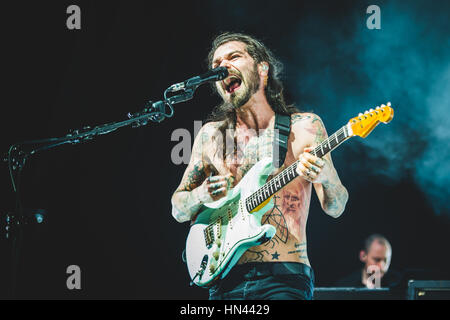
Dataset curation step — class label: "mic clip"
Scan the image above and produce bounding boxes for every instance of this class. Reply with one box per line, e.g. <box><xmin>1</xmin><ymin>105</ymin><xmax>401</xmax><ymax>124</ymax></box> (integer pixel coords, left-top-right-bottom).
<box><xmin>127</xmin><ymin>100</ymin><xmax>167</xmax><ymax>126</ymax></box>
<box><xmin>168</xmin><ymin>82</ymin><xmax>186</xmax><ymax>93</ymax></box>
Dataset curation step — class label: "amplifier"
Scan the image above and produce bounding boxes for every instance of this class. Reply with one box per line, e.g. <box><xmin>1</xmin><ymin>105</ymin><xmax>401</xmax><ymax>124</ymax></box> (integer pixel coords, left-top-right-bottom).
<box><xmin>407</xmin><ymin>280</ymin><xmax>450</xmax><ymax>300</ymax></box>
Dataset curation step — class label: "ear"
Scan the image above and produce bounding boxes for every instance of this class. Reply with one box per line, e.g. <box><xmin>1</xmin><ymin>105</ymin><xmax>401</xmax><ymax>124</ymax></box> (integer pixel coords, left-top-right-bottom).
<box><xmin>359</xmin><ymin>250</ymin><xmax>367</xmax><ymax>263</ymax></box>
<box><xmin>259</xmin><ymin>62</ymin><xmax>269</xmax><ymax>76</ymax></box>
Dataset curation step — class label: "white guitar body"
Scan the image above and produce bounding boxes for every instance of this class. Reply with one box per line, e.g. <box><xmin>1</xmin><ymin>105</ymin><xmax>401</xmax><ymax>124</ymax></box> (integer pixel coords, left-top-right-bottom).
<box><xmin>185</xmin><ymin>157</ymin><xmax>276</xmax><ymax>287</ymax></box>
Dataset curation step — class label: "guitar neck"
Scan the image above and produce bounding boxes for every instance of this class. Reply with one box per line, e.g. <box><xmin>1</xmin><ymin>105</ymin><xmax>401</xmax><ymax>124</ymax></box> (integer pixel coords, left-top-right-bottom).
<box><xmin>245</xmin><ymin>124</ymin><xmax>352</xmax><ymax>212</ymax></box>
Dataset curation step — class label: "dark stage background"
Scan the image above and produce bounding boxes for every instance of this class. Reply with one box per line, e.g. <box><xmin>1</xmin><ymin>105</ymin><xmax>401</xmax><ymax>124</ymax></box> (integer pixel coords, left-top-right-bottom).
<box><xmin>1</xmin><ymin>0</ymin><xmax>449</xmax><ymax>299</ymax></box>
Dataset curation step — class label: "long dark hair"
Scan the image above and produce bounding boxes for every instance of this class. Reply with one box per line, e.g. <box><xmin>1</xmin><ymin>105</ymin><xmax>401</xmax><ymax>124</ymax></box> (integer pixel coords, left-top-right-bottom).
<box><xmin>205</xmin><ymin>32</ymin><xmax>299</xmax><ymax>161</ymax></box>
<box><xmin>206</xmin><ymin>32</ymin><xmax>298</xmax><ymax>127</ymax></box>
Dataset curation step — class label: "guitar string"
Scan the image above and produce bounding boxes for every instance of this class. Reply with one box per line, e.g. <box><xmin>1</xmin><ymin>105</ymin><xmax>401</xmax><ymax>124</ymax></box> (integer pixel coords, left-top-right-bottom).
<box><xmin>255</xmin><ymin>126</ymin><xmax>346</xmax><ymax>197</ymax></box>
<box><xmin>245</xmin><ymin>126</ymin><xmax>348</xmax><ymax>211</ymax></box>
<box><xmin>246</xmin><ymin>127</ymin><xmax>345</xmax><ymax>210</ymax></box>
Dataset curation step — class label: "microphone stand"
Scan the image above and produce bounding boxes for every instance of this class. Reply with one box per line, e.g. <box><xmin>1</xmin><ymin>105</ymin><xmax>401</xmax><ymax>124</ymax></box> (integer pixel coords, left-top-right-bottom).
<box><xmin>3</xmin><ymin>86</ymin><xmax>195</xmax><ymax>297</ymax></box>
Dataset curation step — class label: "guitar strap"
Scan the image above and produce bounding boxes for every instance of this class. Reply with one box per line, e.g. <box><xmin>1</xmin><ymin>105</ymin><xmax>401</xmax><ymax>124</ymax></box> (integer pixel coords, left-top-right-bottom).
<box><xmin>273</xmin><ymin>113</ymin><xmax>291</xmax><ymax>168</ymax></box>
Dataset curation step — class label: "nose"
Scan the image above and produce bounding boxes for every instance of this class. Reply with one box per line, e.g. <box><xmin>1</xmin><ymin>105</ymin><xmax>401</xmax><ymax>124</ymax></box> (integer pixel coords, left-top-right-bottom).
<box><xmin>219</xmin><ymin>60</ymin><xmax>232</xmax><ymax>70</ymax></box>
<box><xmin>373</xmin><ymin>262</ymin><xmax>386</xmax><ymax>274</ymax></box>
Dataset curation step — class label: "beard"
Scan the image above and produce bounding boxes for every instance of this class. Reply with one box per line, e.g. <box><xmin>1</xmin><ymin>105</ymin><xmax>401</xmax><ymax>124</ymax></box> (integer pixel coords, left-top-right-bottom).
<box><xmin>211</xmin><ymin>63</ymin><xmax>262</xmax><ymax>124</ymax></box>
<box><xmin>226</xmin><ymin>63</ymin><xmax>261</xmax><ymax>109</ymax></box>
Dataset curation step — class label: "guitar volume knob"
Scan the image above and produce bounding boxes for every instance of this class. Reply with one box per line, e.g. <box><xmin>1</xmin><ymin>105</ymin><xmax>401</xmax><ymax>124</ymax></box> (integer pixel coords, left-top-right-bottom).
<box><xmin>212</xmin><ymin>251</ymin><xmax>220</xmax><ymax>260</ymax></box>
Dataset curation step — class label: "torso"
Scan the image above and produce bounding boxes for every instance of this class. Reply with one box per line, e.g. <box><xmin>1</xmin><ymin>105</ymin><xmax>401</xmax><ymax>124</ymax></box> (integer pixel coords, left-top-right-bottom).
<box><xmin>202</xmin><ymin>114</ymin><xmax>313</xmax><ymax>266</ymax></box>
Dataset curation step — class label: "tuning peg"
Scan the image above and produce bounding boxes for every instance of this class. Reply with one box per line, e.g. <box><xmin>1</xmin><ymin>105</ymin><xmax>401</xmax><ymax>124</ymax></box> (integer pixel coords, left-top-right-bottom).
<box><xmin>358</xmin><ymin>113</ymin><xmax>363</xmax><ymax>116</ymax></box>
<box><xmin>364</xmin><ymin>110</ymin><xmax>369</xmax><ymax>114</ymax></box>
<box><xmin>369</xmin><ymin>108</ymin><xmax>374</xmax><ymax>112</ymax></box>
<box><xmin>376</xmin><ymin>106</ymin><xmax>380</xmax><ymax>110</ymax></box>
<box><xmin>387</xmin><ymin>102</ymin><xmax>391</xmax><ymax>106</ymax></box>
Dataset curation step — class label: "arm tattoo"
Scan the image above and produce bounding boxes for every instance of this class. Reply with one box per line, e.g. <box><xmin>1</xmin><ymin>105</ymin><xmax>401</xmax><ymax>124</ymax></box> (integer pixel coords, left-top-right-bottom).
<box><xmin>291</xmin><ymin>114</ymin><xmax>312</xmax><ymax>125</ymax></box>
<box><xmin>311</xmin><ymin>115</ymin><xmax>327</xmax><ymax>145</ymax></box>
<box><xmin>180</xmin><ymin>162</ymin><xmax>207</xmax><ymax>191</ymax></box>
<box><xmin>306</xmin><ymin>115</ymin><xmax>348</xmax><ymax>217</ymax></box>
<box><xmin>171</xmin><ymin>190</ymin><xmax>203</xmax><ymax>223</ymax></box>
<box><xmin>172</xmin><ymin>126</ymin><xmax>214</xmax><ymax>223</ymax></box>
<box><xmin>321</xmin><ymin>177</ymin><xmax>348</xmax><ymax>217</ymax></box>
<box><xmin>172</xmin><ymin>161</ymin><xmax>215</xmax><ymax>222</ymax></box>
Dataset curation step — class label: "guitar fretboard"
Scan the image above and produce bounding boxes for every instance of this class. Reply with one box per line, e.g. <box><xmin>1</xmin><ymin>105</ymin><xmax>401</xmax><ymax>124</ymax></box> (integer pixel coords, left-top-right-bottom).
<box><xmin>245</xmin><ymin>124</ymin><xmax>350</xmax><ymax>212</ymax></box>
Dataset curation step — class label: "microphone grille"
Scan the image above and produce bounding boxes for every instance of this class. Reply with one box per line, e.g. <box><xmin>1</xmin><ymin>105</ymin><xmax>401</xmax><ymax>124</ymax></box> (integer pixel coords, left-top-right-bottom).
<box><xmin>214</xmin><ymin>66</ymin><xmax>229</xmax><ymax>80</ymax></box>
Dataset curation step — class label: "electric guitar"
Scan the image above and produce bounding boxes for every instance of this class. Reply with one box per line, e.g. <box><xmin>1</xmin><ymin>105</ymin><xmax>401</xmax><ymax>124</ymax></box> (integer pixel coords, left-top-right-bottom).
<box><xmin>185</xmin><ymin>103</ymin><xmax>394</xmax><ymax>287</ymax></box>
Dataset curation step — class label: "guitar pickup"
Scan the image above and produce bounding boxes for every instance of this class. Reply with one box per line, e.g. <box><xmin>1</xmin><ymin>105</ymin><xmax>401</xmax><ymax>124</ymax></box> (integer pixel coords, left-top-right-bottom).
<box><xmin>215</xmin><ymin>217</ymin><xmax>222</xmax><ymax>239</ymax></box>
<box><xmin>203</xmin><ymin>225</ymin><xmax>215</xmax><ymax>248</ymax></box>
<box><xmin>227</xmin><ymin>208</ymin><xmax>233</xmax><ymax>229</ymax></box>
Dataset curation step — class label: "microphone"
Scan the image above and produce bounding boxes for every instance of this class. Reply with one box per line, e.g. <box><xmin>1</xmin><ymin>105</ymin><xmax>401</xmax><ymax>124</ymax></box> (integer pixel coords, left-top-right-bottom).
<box><xmin>168</xmin><ymin>67</ymin><xmax>229</xmax><ymax>92</ymax></box>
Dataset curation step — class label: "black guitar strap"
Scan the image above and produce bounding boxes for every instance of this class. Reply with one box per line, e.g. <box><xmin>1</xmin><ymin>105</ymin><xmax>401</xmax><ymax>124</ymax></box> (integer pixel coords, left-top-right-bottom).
<box><xmin>273</xmin><ymin>113</ymin><xmax>291</xmax><ymax>168</ymax></box>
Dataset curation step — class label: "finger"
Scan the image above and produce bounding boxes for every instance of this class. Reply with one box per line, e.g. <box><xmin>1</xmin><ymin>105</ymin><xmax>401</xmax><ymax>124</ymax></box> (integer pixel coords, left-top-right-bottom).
<box><xmin>208</xmin><ymin>176</ymin><xmax>230</xmax><ymax>187</ymax></box>
<box><xmin>207</xmin><ymin>181</ymin><xmax>227</xmax><ymax>192</ymax></box>
<box><xmin>302</xmin><ymin>152</ymin><xmax>315</xmax><ymax>161</ymax></box>
<box><xmin>302</xmin><ymin>156</ymin><xmax>321</xmax><ymax>173</ymax></box>
<box><xmin>224</xmin><ymin>173</ymin><xmax>234</xmax><ymax>189</ymax></box>
<box><xmin>297</xmin><ymin>161</ymin><xmax>307</xmax><ymax>173</ymax></box>
<box><xmin>303</xmin><ymin>164</ymin><xmax>316</xmax><ymax>178</ymax></box>
<box><xmin>309</xmin><ymin>164</ymin><xmax>321</xmax><ymax>174</ymax></box>
<box><xmin>303</xmin><ymin>152</ymin><xmax>325</xmax><ymax>168</ymax></box>
<box><xmin>307</xmin><ymin>170</ymin><xmax>318</xmax><ymax>181</ymax></box>
<box><xmin>297</xmin><ymin>162</ymin><xmax>311</xmax><ymax>179</ymax></box>
<box><xmin>315</xmin><ymin>158</ymin><xmax>325</xmax><ymax>167</ymax></box>
<box><xmin>299</xmin><ymin>154</ymin><xmax>314</xmax><ymax>170</ymax></box>
<box><xmin>299</xmin><ymin>162</ymin><xmax>319</xmax><ymax>181</ymax></box>
<box><xmin>209</xmin><ymin>174</ymin><xmax>234</xmax><ymax>186</ymax></box>
<box><xmin>211</xmin><ymin>187</ymin><xmax>227</xmax><ymax>197</ymax></box>
<box><xmin>208</xmin><ymin>175</ymin><xmax>224</xmax><ymax>183</ymax></box>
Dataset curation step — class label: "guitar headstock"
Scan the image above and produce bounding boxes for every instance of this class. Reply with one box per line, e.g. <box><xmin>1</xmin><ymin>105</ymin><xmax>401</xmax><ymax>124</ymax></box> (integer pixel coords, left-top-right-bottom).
<box><xmin>348</xmin><ymin>102</ymin><xmax>394</xmax><ymax>138</ymax></box>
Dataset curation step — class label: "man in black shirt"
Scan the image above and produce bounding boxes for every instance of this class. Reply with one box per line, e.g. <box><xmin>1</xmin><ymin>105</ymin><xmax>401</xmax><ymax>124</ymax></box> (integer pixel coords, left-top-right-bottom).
<box><xmin>336</xmin><ymin>234</ymin><xmax>401</xmax><ymax>288</ymax></box>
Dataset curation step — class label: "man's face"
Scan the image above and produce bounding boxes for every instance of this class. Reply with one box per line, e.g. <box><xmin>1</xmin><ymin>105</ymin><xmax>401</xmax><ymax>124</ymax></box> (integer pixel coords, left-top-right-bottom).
<box><xmin>211</xmin><ymin>41</ymin><xmax>261</xmax><ymax>109</ymax></box>
<box><xmin>281</xmin><ymin>189</ymin><xmax>302</xmax><ymax>215</ymax></box>
<box><xmin>361</xmin><ymin>240</ymin><xmax>391</xmax><ymax>276</ymax></box>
